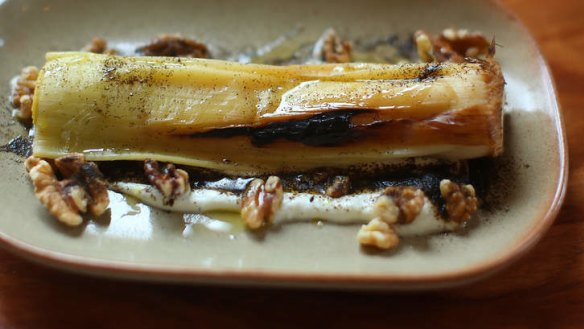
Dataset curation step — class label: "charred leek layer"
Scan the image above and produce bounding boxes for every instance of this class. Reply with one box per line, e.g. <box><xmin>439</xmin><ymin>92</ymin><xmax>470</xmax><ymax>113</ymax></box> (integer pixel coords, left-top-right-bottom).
<box><xmin>32</xmin><ymin>52</ymin><xmax>504</xmax><ymax>174</ymax></box>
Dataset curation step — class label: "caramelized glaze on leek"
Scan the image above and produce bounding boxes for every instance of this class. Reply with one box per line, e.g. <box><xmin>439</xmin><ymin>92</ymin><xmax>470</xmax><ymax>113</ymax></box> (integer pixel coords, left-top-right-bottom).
<box><xmin>32</xmin><ymin>52</ymin><xmax>503</xmax><ymax>174</ymax></box>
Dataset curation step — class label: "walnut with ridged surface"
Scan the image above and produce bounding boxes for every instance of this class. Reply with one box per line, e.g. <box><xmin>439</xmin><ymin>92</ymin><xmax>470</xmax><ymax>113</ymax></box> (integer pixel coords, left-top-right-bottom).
<box><xmin>82</xmin><ymin>37</ymin><xmax>117</xmax><ymax>55</ymax></box>
<box><xmin>25</xmin><ymin>157</ymin><xmax>83</xmax><ymax>226</ymax></box>
<box><xmin>139</xmin><ymin>34</ymin><xmax>209</xmax><ymax>58</ymax></box>
<box><xmin>319</xmin><ymin>29</ymin><xmax>352</xmax><ymax>63</ymax></box>
<box><xmin>241</xmin><ymin>176</ymin><xmax>283</xmax><ymax>229</ymax></box>
<box><xmin>325</xmin><ymin>175</ymin><xmax>351</xmax><ymax>198</ymax></box>
<box><xmin>373</xmin><ymin>195</ymin><xmax>399</xmax><ymax>224</ymax></box>
<box><xmin>54</xmin><ymin>153</ymin><xmax>110</xmax><ymax>217</ymax></box>
<box><xmin>25</xmin><ymin>154</ymin><xmax>110</xmax><ymax>226</ymax></box>
<box><xmin>440</xmin><ymin>179</ymin><xmax>478</xmax><ymax>223</ymax></box>
<box><xmin>144</xmin><ymin>160</ymin><xmax>190</xmax><ymax>206</ymax></box>
<box><xmin>11</xmin><ymin>66</ymin><xmax>38</xmax><ymax>121</ymax></box>
<box><xmin>415</xmin><ymin>29</ymin><xmax>492</xmax><ymax>63</ymax></box>
<box><xmin>357</xmin><ymin>218</ymin><xmax>399</xmax><ymax>250</ymax></box>
<box><xmin>383</xmin><ymin>186</ymin><xmax>425</xmax><ymax>224</ymax></box>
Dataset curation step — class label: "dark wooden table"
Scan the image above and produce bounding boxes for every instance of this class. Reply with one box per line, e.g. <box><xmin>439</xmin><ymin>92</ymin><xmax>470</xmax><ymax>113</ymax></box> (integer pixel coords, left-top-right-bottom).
<box><xmin>1</xmin><ymin>0</ymin><xmax>583</xmax><ymax>327</ymax></box>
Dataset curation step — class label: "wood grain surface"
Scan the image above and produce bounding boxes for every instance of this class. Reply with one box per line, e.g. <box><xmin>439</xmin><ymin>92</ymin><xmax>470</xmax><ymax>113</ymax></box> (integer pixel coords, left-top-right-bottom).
<box><xmin>1</xmin><ymin>0</ymin><xmax>583</xmax><ymax>328</ymax></box>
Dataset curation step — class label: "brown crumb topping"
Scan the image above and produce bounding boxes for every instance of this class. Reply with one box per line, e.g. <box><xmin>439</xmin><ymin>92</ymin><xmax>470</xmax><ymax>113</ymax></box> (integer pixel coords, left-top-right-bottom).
<box><xmin>383</xmin><ymin>186</ymin><xmax>425</xmax><ymax>224</ymax></box>
<box><xmin>415</xmin><ymin>28</ymin><xmax>493</xmax><ymax>63</ymax></box>
<box><xmin>139</xmin><ymin>34</ymin><xmax>209</xmax><ymax>58</ymax></box>
<box><xmin>440</xmin><ymin>179</ymin><xmax>478</xmax><ymax>223</ymax></box>
<box><xmin>25</xmin><ymin>154</ymin><xmax>109</xmax><ymax>226</ymax></box>
<box><xmin>144</xmin><ymin>159</ymin><xmax>190</xmax><ymax>205</ymax></box>
<box><xmin>241</xmin><ymin>176</ymin><xmax>283</xmax><ymax>229</ymax></box>
<box><xmin>325</xmin><ymin>175</ymin><xmax>351</xmax><ymax>198</ymax></box>
<box><xmin>11</xmin><ymin>66</ymin><xmax>39</xmax><ymax>122</ymax></box>
<box><xmin>82</xmin><ymin>37</ymin><xmax>117</xmax><ymax>55</ymax></box>
<box><xmin>319</xmin><ymin>29</ymin><xmax>352</xmax><ymax>63</ymax></box>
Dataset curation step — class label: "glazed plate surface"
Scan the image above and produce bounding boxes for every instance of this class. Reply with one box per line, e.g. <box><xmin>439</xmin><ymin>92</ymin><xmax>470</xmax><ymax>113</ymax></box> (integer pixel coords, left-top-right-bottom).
<box><xmin>0</xmin><ymin>0</ymin><xmax>566</xmax><ymax>289</ymax></box>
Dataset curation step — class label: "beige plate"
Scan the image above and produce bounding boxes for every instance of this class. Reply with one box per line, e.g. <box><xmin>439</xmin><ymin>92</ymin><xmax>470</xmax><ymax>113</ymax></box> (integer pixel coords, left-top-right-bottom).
<box><xmin>0</xmin><ymin>0</ymin><xmax>567</xmax><ymax>290</ymax></box>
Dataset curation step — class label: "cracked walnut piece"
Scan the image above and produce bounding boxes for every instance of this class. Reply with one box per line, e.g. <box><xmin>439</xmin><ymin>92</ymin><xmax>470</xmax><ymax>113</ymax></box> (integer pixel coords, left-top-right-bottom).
<box><xmin>360</xmin><ymin>186</ymin><xmax>426</xmax><ymax>249</ymax></box>
<box><xmin>357</xmin><ymin>218</ymin><xmax>399</xmax><ymax>250</ymax></box>
<box><xmin>82</xmin><ymin>37</ymin><xmax>117</xmax><ymax>55</ymax></box>
<box><xmin>54</xmin><ymin>153</ymin><xmax>110</xmax><ymax>217</ymax></box>
<box><xmin>25</xmin><ymin>157</ymin><xmax>82</xmax><ymax>225</ymax></box>
<box><xmin>24</xmin><ymin>157</ymin><xmax>84</xmax><ymax>226</ymax></box>
<box><xmin>357</xmin><ymin>194</ymin><xmax>400</xmax><ymax>249</ymax></box>
<box><xmin>144</xmin><ymin>160</ymin><xmax>190</xmax><ymax>205</ymax></box>
<box><xmin>373</xmin><ymin>195</ymin><xmax>399</xmax><ymax>224</ymax></box>
<box><xmin>139</xmin><ymin>34</ymin><xmax>210</xmax><ymax>58</ymax></box>
<box><xmin>11</xmin><ymin>66</ymin><xmax>39</xmax><ymax>121</ymax></box>
<box><xmin>382</xmin><ymin>186</ymin><xmax>425</xmax><ymax>224</ymax></box>
<box><xmin>319</xmin><ymin>29</ymin><xmax>352</xmax><ymax>63</ymax></box>
<box><xmin>440</xmin><ymin>179</ymin><xmax>478</xmax><ymax>223</ymax></box>
<box><xmin>25</xmin><ymin>154</ymin><xmax>110</xmax><ymax>225</ymax></box>
<box><xmin>325</xmin><ymin>175</ymin><xmax>351</xmax><ymax>198</ymax></box>
<box><xmin>241</xmin><ymin>176</ymin><xmax>283</xmax><ymax>229</ymax></box>
<box><xmin>415</xmin><ymin>28</ymin><xmax>493</xmax><ymax>63</ymax></box>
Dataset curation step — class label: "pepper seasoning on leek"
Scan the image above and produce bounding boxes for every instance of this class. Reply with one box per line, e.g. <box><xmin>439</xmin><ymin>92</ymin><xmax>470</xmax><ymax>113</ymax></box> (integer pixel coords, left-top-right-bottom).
<box><xmin>31</xmin><ymin>52</ymin><xmax>503</xmax><ymax>175</ymax></box>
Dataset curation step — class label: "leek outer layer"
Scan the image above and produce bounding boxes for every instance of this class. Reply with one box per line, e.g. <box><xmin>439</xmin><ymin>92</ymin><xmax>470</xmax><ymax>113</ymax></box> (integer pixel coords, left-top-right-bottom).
<box><xmin>32</xmin><ymin>52</ymin><xmax>504</xmax><ymax>174</ymax></box>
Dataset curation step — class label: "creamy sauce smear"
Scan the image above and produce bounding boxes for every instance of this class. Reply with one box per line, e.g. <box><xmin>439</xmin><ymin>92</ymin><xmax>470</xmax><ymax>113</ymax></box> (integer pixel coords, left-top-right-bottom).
<box><xmin>112</xmin><ymin>182</ymin><xmax>459</xmax><ymax>236</ymax></box>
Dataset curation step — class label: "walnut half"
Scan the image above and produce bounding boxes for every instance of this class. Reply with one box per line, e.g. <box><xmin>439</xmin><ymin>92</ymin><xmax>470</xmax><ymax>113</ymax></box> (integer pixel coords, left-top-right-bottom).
<box><xmin>25</xmin><ymin>157</ymin><xmax>83</xmax><ymax>226</ymax></box>
<box><xmin>325</xmin><ymin>175</ymin><xmax>351</xmax><ymax>198</ymax></box>
<box><xmin>382</xmin><ymin>186</ymin><xmax>425</xmax><ymax>224</ymax></box>
<box><xmin>82</xmin><ymin>37</ymin><xmax>117</xmax><ymax>55</ymax></box>
<box><xmin>11</xmin><ymin>66</ymin><xmax>39</xmax><ymax>121</ymax></box>
<box><xmin>317</xmin><ymin>28</ymin><xmax>352</xmax><ymax>63</ymax></box>
<box><xmin>359</xmin><ymin>186</ymin><xmax>426</xmax><ymax>250</ymax></box>
<box><xmin>356</xmin><ymin>218</ymin><xmax>399</xmax><ymax>250</ymax></box>
<box><xmin>440</xmin><ymin>179</ymin><xmax>478</xmax><ymax>223</ymax></box>
<box><xmin>144</xmin><ymin>160</ymin><xmax>190</xmax><ymax>205</ymax></box>
<box><xmin>241</xmin><ymin>176</ymin><xmax>283</xmax><ymax>229</ymax></box>
<box><xmin>138</xmin><ymin>34</ymin><xmax>209</xmax><ymax>58</ymax></box>
<box><xmin>373</xmin><ymin>195</ymin><xmax>399</xmax><ymax>224</ymax></box>
<box><xmin>25</xmin><ymin>155</ymin><xmax>110</xmax><ymax>226</ymax></box>
<box><xmin>55</xmin><ymin>154</ymin><xmax>110</xmax><ymax>217</ymax></box>
<box><xmin>415</xmin><ymin>29</ymin><xmax>493</xmax><ymax>63</ymax></box>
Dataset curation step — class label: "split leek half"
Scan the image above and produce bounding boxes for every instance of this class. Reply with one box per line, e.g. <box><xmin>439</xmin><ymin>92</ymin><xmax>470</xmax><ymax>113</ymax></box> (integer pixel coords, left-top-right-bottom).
<box><xmin>32</xmin><ymin>52</ymin><xmax>504</xmax><ymax>174</ymax></box>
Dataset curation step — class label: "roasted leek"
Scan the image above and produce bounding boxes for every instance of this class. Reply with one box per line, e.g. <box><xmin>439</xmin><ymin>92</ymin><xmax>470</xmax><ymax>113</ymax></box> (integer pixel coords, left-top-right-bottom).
<box><xmin>32</xmin><ymin>52</ymin><xmax>504</xmax><ymax>174</ymax></box>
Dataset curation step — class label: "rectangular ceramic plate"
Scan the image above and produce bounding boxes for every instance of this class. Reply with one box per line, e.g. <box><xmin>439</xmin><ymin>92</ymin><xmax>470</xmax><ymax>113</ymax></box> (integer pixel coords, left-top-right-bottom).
<box><xmin>0</xmin><ymin>0</ymin><xmax>567</xmax><ymax>289</ymax></box>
